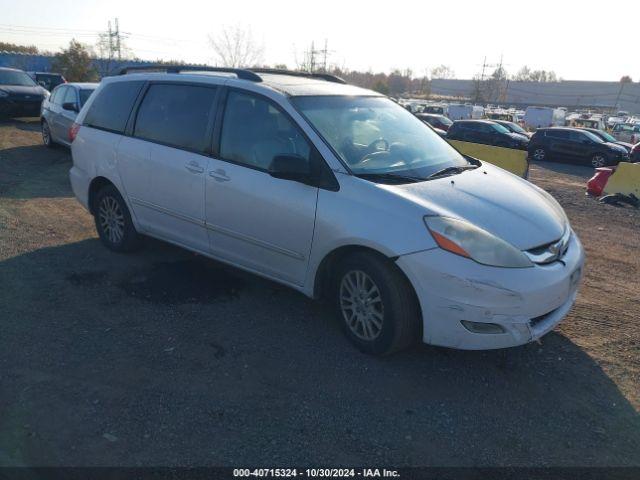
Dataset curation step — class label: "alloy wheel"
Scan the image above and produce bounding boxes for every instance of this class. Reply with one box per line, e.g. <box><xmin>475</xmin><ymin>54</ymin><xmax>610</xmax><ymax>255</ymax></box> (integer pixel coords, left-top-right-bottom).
<box><xmin>42</xmin><ymin>122</ymin><xmax>50</xmax><ymax>146</ymax></box>
<box><xmin>533</xmin><ymin>148</ymin><xmax>545</xmax><ymax>161</ymax></box>
<box><xmin>339</xmin><ymin>270</ymin><xmax>384</xmax><ymax>341</ymax></box>
<box><xmin>98</xmin><ymin>195</ymin><xmax>125</xmax><ymax>244</ymax></box>
<box><xmin>591</xmin><ymin>155</ymin><xmax>606</xmax><ymax>167</ymax></box>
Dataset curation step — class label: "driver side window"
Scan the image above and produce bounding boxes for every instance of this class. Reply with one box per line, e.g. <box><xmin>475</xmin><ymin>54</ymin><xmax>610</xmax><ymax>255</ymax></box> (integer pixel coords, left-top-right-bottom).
<box><xmin>219</xmin><ymin>91</ymin><xmax>311</xmax><ymax>171</ymax></box>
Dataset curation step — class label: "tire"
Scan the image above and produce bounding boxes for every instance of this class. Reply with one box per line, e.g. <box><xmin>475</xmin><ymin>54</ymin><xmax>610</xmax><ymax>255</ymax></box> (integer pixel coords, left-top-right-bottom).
<box><xmin>591</xmin><ymin>153</ymin><xmax>608</xmax><ymax>168</ymax></box>
<box><xmin>93</xmin><ymin>184</ymin><xmax>142</xmax><ymax>253</ymax></box>
<box><xmin>531</xmin><ymin>147</ymin><xmax>546</xmax><ymax>161</ymax></box>
<box><xmin>42</xmin><ymin>119</ymin><xmax>55</xmax><ymax>148</ymax></box>
<box><xmin>332</xmin><ymin>252</ymin><xmax>421</xmax><ymax>355</ymax></box>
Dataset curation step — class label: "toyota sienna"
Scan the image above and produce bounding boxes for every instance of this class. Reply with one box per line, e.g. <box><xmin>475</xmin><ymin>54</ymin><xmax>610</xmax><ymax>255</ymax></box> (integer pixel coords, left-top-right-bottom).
<box><xmin>69</xmin><ymin>66</ymin><xmax>585</xmax><ymax>355</ymax></box>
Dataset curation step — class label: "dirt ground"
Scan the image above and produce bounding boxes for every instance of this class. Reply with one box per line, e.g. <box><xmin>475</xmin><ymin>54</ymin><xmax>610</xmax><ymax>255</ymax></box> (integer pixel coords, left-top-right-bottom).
<box><xmin>0</xmin><ymin>118</ymin><xmax>638</xmax><ymax>467</ymax></box>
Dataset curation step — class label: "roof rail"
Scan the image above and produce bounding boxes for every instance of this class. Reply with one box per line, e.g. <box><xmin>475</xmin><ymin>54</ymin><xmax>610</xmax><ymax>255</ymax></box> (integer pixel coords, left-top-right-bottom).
<box><xmin>249</xmin><ymin>68</ymin><xmax>347</xmax><ymax>84</ymax></box>
<box><xmin>118</xmin><ymin>64</ymin><xmax>262</xmax><ymax>82</ymax></box>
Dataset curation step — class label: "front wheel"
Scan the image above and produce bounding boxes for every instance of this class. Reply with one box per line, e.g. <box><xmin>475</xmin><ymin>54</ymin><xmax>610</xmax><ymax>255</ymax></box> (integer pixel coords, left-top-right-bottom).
<box><xmin>93</xmin><ymin>185</ymin><xmax>142</xmax><ymax>253</ymax></box>
<box><xmin>333</xmin><ymin>252</ymin><xmax>421</xmax><ymax>355</ymax></box>
<box><xmin>531</xmin><ymin>147</ymin><xmax>546</xmax><ymax>161</ymax></box>
<box><xmin>591</xmin><ymin>153</ymin><xmax>608</xmax><ymax>168</ymax></box>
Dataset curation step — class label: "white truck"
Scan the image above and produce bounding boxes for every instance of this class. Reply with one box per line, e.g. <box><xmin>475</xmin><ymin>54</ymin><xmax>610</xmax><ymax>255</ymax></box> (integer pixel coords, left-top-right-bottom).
<box><xmin>524</xmin><ymin>106</ymin><xmax>566</xmax><ymax>129</ymax></box>
<box><xmin>448</xmin><ymin>104</ymin><xmax>484</xmax><ymax>120</ymax></box>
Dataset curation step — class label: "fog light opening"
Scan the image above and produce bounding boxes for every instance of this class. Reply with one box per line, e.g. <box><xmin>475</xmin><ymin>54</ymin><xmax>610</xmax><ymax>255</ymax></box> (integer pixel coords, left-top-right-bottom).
<box><xmin>461</xmin><ymin>320</ymin><xmax>505</xmax><ymax>334</ymax></box>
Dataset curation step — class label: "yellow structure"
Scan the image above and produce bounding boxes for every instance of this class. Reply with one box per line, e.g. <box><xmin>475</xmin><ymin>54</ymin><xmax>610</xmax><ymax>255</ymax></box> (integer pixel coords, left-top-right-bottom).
<box><xmin>603</xmin><ymin>162</ymin><xmax>640</xmax><ymax>196</ymax></box>
<box><xmin>447</xmin><ymin>140</ymin><xmax>529</xmax><ymax>178</ymax></box>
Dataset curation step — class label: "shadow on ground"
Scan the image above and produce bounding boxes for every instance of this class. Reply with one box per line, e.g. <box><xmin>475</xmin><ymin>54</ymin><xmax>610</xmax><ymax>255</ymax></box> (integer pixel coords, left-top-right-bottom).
<box><xmin>0</xmin><ymin>144</ymin><xmax>72</xmax><ymax>200</ymax></box>
<box><xmin>0</xmin><ymin>238</ymin><xmax>638</xmax><ymax>467</ymax></box>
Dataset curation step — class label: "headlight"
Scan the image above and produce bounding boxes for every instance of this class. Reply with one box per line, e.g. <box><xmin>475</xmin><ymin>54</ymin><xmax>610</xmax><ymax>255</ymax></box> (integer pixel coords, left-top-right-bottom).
<box><xmin>0</xmin><ymin>90</ymin><xmax>8</xmax><ymax>98</ymax></box>
<box><xmin>424</xmin><ymin>216</ymin><xmax>533</xmax><ymax>268</ymax></box>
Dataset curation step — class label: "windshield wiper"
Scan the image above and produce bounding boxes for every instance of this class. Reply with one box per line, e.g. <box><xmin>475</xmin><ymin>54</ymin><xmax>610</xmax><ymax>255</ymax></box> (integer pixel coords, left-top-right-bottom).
<box><xmin>426</xmin><ymin>164</ymin><xmax>479</xmax><ymax>180</ymax></box>
<box><xmin>354</xmin><ymin>172</ymin><xmax>425</xmax><ymax>184</ymax></box>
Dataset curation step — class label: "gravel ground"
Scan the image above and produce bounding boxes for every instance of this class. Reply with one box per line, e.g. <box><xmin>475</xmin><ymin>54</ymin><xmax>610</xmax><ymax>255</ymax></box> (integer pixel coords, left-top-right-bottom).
<box><xmin>0</xmin><ymin>118</ymin><xmax>639</xmax><ymax>467</ymax></box>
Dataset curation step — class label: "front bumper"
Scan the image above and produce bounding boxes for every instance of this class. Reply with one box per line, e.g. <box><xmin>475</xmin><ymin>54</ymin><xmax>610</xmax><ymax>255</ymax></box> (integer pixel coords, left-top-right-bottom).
<box><xmin>396</xmin><ymin>231</ymin><xmax>585</xmax><ymax>350</ymax></box>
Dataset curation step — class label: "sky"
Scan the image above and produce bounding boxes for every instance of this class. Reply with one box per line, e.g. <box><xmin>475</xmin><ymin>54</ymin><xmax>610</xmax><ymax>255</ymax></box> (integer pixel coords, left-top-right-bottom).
<box><xmin>0</xmin><ymin>0</ymin><xmax>637</xmax><ymax>81</ymax></box>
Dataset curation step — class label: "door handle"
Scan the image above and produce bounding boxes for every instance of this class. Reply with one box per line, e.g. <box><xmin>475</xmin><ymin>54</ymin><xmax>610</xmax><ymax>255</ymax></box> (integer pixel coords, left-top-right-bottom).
<box><xmin>185</xmin><ymin>161</ymin><xmax>204</xmax><ymax>174</ymax></box>
<box><xmin>209</xmin><ymin>169</ymin><xmax>230</xmax><ymax>182</ymax></box>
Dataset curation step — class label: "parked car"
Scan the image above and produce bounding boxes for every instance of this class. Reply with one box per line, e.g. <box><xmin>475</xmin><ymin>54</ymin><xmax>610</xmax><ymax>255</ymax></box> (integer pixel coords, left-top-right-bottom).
<box><xmin>571</xmin><ymin>117</ymin><xmax>605</xmax><ymax>130</ymax></box>
<box><xmin>27</xmin><ymin>71</ymin><xmax>66</xmax><ymax>92</ymax></box>
<box><xmin>528</xmin><ymin>127</ymin><xmax>630</xmax><ymax>167</ymax></box>
<box><xmin>421</xmin><ymin>104</ymin><xmax>448</xmax><ymax>115</ymax></box>
<box><xmin>492</xmin><ymin>119</ymin><xmax>532</xmax><ymax>138</ymax></box>
<box><xmin>524</xmin><ymin>106</ymin><xmax>565</xmax><ymax>129</ymax></box>
<box><xmin>631</xmin><ymin>143</ymin><xmax>640</xmax><ymax>163</ymax></box>
<box><xmin>611</xmin><ymin>123</ymin><xmax>640</xmax><ymax>144</ymax></box>
<box><xmin>70</xmin><ymin>66</ymin><xmax>584</xmax><ymax>354</ymax></box>
<box><xmin>447</xmin><ymin>120</ymin><xmax>529</xmax><ymax>150</ymax></box>
<box><xmin>579</xmin><ymin>127</ymin><xmax>634</xmax><ymax>152</ymax></box>
<box><xmin>0</xmin><ymin>67</ymin><xmax>49</xmax><ymax>118</ymax></box>
<box><xmin>41</xmin><ymin>82</ymin><xmax>98</xmax><ymax>147</ymax></box>
<box><xmin>486</xmin><ymin>110</ymin><xmax>518</xmax><ymax>122</ymax></box>
<box><xmin>415</xmin><ymin>113</ymin><xmax>453</xmax><ymax>131</ymax></box>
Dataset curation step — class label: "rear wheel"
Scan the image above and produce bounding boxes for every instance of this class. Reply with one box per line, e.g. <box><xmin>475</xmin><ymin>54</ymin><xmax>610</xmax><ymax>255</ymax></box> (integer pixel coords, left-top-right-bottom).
<box><xmin>93</xmin><ymin>185</ymin><xmax>142</xmax><ymax>253</ymax></box>
<box><xmin>42</xmin><ymin>120</ymin><xmax>54</xmax><ymax>148</ymax></box>
<box><xmin>333</xmin><ymin>252</ymin><xmax>421</xmax><ymax>355</ymax></box>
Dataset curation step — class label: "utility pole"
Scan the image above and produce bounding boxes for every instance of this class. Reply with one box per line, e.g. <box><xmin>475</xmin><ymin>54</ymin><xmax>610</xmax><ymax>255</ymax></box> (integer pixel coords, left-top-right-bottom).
<box><xmin>115</xmin><ymin>18</ymin><xmax>121</xmax><ymax>61</ymax></box>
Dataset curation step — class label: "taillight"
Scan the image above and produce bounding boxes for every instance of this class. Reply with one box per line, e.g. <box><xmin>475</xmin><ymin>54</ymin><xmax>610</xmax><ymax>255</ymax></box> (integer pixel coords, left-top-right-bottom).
<box><xmin>69</xmin><ymin>122</ymin><xmax>81</xmax><ymax>142</ymax></box>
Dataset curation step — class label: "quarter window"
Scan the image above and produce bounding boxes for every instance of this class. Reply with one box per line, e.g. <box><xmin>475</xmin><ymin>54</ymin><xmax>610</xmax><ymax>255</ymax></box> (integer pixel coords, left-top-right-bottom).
<box><xmin>63</xmin><ymin>87</ymin><xmax>77</xmax><ymax>105</ymax></box>
<box><xmin>84</xmin><ymin>81</ymin><xmax>144</xmax><ymax>134</ymax></box>
<box><xmin>134</xmin><ymin>84</ymin><xmax>217</xmax><ymax>152</ymax></box>
<box><xmin>219</xmin><ymin>91</ymin><xmax>311</xmax><ymax>170</ymax></box>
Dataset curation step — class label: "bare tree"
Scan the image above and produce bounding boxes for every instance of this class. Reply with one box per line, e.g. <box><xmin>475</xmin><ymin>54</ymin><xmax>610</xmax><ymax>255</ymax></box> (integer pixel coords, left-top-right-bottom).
<box><xmin>430</xmin><ymin>64</ymin><xmax>455</xmax><ymax>79</ymax></box>
<box><xmin>208</xmin><ymin>25</ymin><xmax>264</xmax><ymax>68</ymax></box>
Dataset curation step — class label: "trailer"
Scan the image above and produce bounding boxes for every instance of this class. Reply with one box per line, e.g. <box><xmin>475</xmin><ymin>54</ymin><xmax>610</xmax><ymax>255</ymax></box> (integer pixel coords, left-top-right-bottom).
<box><xmin>524</xmin><ymin>106</ymin><xmax>566</xmax><ymax>129</ymax></box>
<box><xmin>448</xmin><ymin>104</ymin><xmax>484</xmax><ymax>120</ymax></box>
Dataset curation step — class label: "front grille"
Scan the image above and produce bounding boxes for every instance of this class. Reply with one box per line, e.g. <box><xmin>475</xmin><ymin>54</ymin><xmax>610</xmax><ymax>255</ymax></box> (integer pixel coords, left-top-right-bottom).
<box><xmin>524</xmin><ymin>229</ymin><xmax>571</xmax><ymax>265</ymax></box>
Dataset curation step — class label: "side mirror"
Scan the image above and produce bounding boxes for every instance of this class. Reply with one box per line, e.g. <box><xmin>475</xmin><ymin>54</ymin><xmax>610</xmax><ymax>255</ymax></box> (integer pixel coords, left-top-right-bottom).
<box><xmin>37</xmin><ymin>80</ymin><xmax>47</xmax><ymax>88</ymax></box>
<box><xmin>269</xmin><ymin>154</ymin><xmax>313</xmax><ymax>184</ymax></box>
<box><xmin>62</xmin><ymin>102</ymin><xmax>79</xmax><ymax>112</ymax></box>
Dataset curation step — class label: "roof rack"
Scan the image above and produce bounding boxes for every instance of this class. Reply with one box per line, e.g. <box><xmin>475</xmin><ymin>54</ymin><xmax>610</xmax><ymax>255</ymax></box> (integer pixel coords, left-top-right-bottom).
<box><xmin>249</xmin><ymin>68</ymin><xmax>347</xmax><ymax>84</ymax></box>
<box><xmin>118</xmin><ymin>64</ymin><xmax>263</xmax><ymax>82</ymax></box>
<box><xmin>117</xmin><ymin>65</ymin><xmax>348</xmax><ymax>85</ymax></box>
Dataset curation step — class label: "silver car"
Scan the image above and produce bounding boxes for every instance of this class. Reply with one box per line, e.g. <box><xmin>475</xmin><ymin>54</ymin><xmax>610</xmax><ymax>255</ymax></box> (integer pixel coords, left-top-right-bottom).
<box><xmin>41</xmin><ymin>82</ymin><xmax>97</xmax><ymax>147</ymax></box>
<box><xmin>69</xmin><ymin>67</ymin><xmax>584</xmax><ymax>355</ymax></box>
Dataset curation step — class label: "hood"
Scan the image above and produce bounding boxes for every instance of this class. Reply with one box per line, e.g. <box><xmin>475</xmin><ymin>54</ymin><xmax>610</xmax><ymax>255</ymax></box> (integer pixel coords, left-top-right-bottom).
<box><xmin>604</xmin><ymin>142</ymin><xmax>628</xmax><ymax>154</ymax></box>
<box><xmin>385</xmin><ymin>163</ymin><xmax>566</xmax><ymax>250</ymax></box>
<box><xmin>0</xmin><ymin>84</ymin><xmax>45</xmax><ymax>97</ymax></box>
<box><xmin>613</xmin><ymin>141</ymin><xmax>633</xmax><ymax>152</ymax></box>
<box><xmin>507</xmin><ymin>132</ymin><xmax>529</xmax><ymax>142</ymax></box>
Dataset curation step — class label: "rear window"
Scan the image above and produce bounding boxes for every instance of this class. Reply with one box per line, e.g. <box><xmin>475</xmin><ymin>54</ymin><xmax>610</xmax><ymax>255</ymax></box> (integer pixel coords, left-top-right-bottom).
<box><xmin>133</xmin><ymin>84</ymin><xmax>218</xmax><ymax>153</ymax></box>
<box><xmin>84</xmin><ymin>81</ymin><xmax>144</xmax><ymax>134</ymax></box>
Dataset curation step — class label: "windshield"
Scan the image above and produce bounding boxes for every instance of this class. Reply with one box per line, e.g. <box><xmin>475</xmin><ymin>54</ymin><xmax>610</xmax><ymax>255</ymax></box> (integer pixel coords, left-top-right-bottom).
<box><xmin>597</xmin><ymin>130</ymin><xmax>616</xmax><ymax>143</ymax></box>
<box><xmin>0</xmin><ymin>69</ymin><xmax>37</xmax><ymax>87</ymax></box>
<box><xmin>503</xmin><ymin>121</ymin><xmax>527</xmax><ymax>134</ymax></box>
<box><xmin>490</xmin><ymin>123</ymin><xmax>511</xmax><ymax>134</ymax></box>
<box><xmin>292</xmin><ymin>96</ymin><xmax>469</xmax><ymax>178</ymax></box>
<box><xmin>583</xmin><ymin>131</ymin><xmax>604</xmax><ymax>143</ymax></box>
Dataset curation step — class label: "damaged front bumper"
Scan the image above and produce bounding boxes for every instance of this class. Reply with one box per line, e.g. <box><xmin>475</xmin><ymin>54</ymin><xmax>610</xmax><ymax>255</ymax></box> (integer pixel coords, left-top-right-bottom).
<box><xmin>396</xmin><ymin>232</ymin><xmax>585</xmax><ymax>350</ymax></box>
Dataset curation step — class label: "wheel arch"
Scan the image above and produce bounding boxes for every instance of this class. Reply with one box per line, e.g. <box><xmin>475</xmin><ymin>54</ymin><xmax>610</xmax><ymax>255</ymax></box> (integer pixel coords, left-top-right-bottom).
<box><xmin>312</xmin><ymin>244</ymin><xmax>419</xmax><ymax>308</ymax></box>
<box><xmin>87</xmin><ymin>176</ymin><xmax>117</xmax><ymax>215</ymax></box>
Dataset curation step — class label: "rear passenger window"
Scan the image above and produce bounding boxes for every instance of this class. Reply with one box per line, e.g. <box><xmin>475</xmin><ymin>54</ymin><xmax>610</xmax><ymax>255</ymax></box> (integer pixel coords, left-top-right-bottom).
<box><xmin>219</xmin><ymin>91</ymin><xmax>311</xmax><ymax>170</ymax></box>
<box><xmin>84</xmin><ymin>81</ymin><xmax>144</xmax><ymax>134</ymax></box>
<box><xmin>134</xmin><ymin>84</ymin><xmax>217</xmax><ymax>152</ymax></box>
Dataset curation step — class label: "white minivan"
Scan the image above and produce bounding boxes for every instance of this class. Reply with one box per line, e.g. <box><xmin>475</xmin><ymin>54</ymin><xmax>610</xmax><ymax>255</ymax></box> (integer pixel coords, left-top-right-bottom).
<box><xmin>70</xmin><ymin>66</ymin><xmax>584</xmax><ymax>355</ymax></box>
